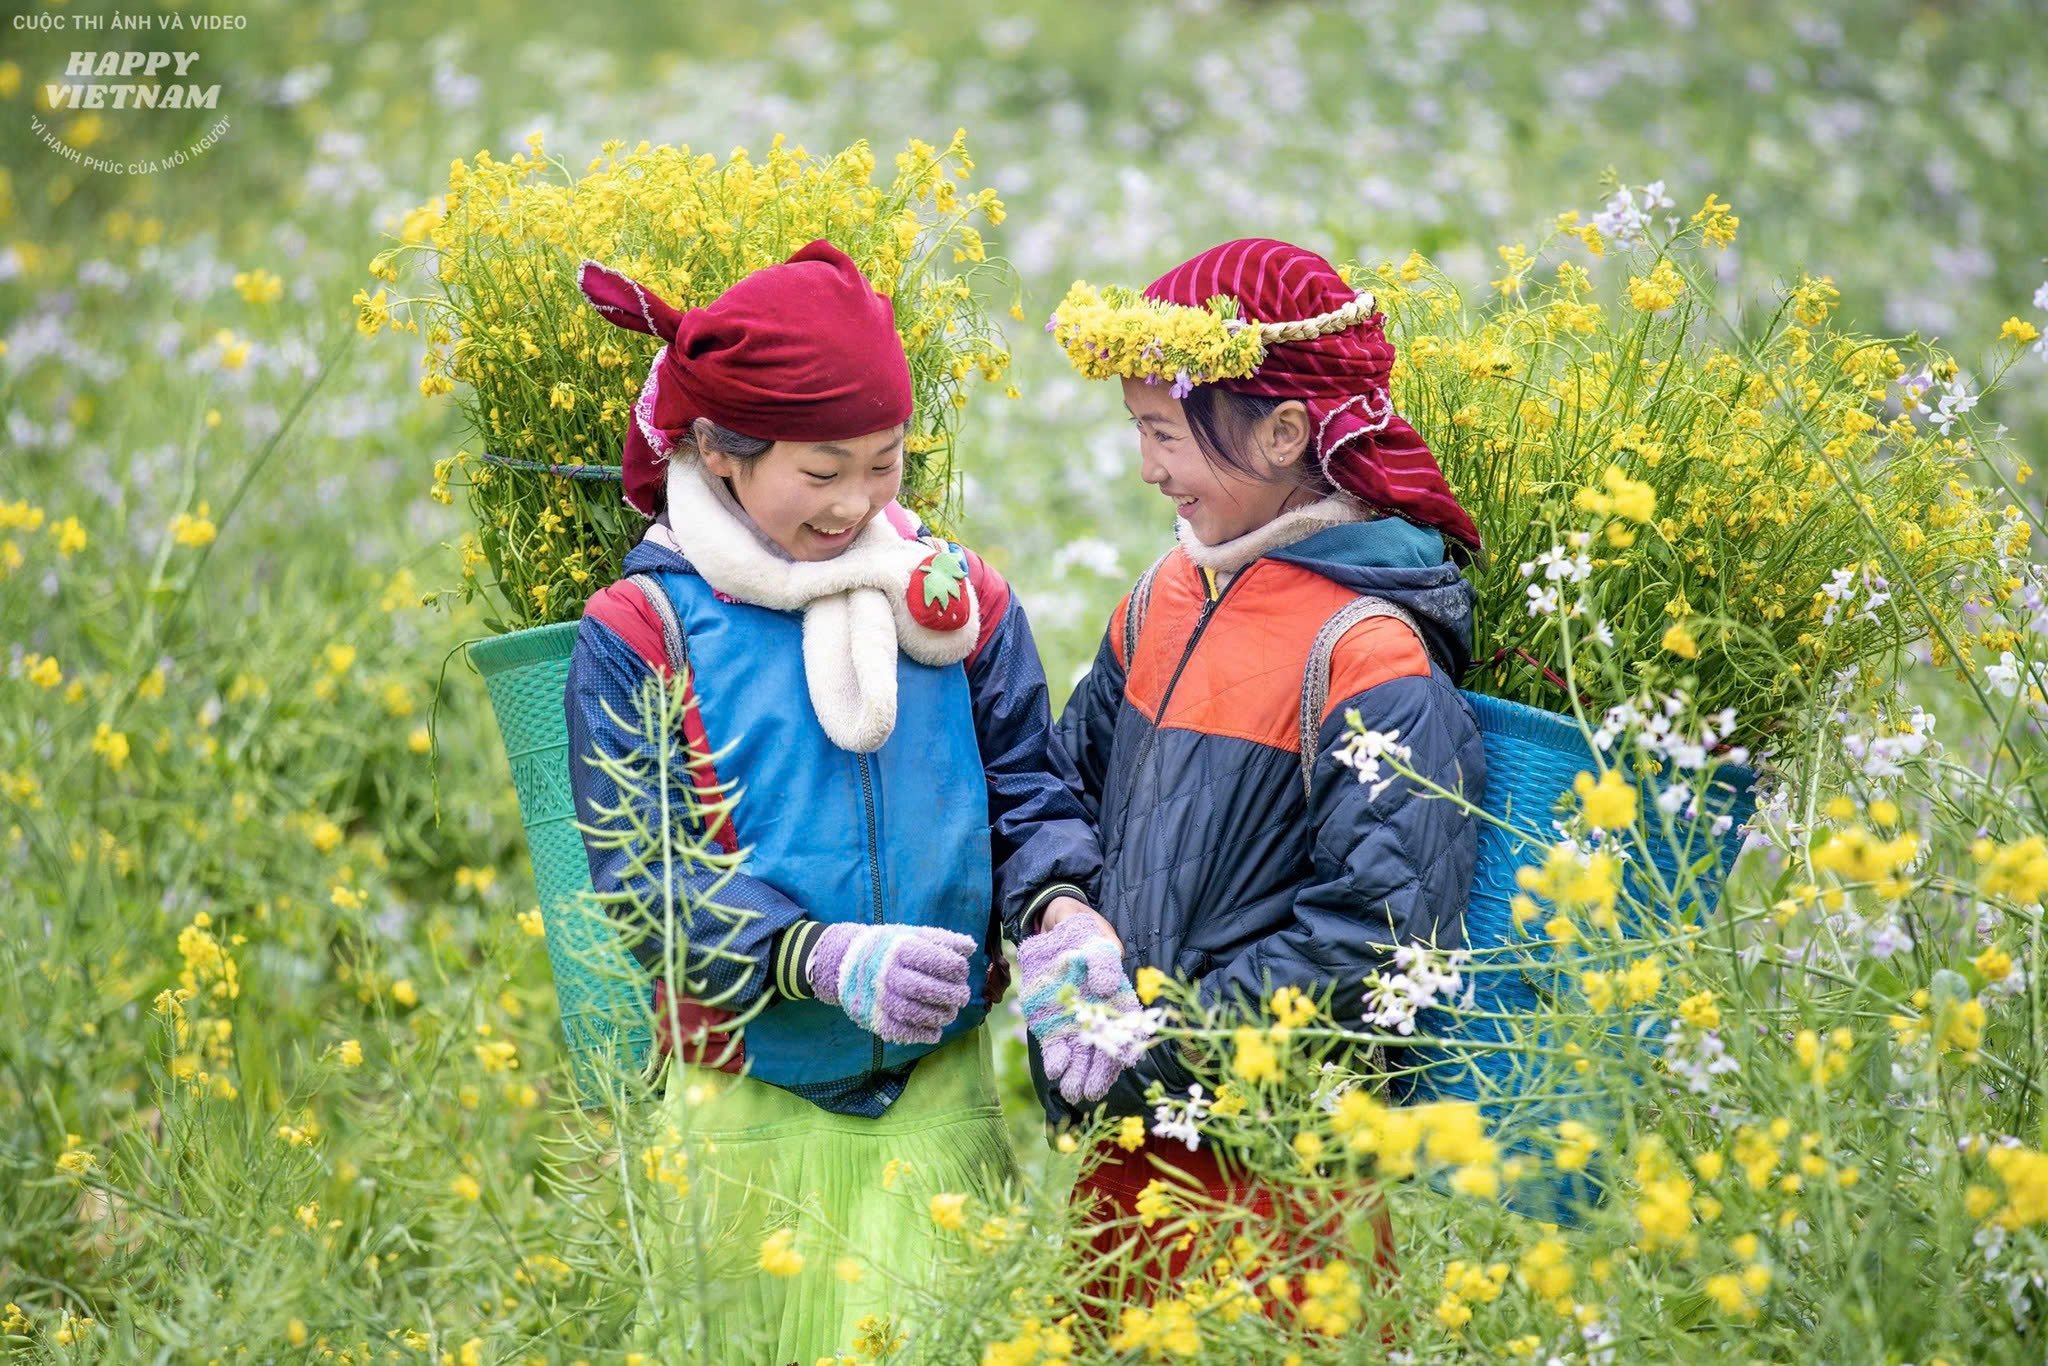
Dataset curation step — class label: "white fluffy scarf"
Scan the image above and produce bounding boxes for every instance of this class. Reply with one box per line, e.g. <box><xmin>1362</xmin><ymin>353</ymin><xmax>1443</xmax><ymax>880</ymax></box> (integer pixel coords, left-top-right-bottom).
<box><xmin>645</xmin><ymin>460</ymin><xmax>979</xmax><ymax>753</ymax></box>
<box><xmin>1175</xmin><ymin>493</ymin><xmax>1372</xmax><ymax>576</ymax></box>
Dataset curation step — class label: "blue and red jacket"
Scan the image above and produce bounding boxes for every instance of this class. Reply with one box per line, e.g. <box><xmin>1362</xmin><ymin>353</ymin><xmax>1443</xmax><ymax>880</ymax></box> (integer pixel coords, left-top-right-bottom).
<box><xmin>1043</xmin><ymin>516</ymin><xmax>1485</xmax><ymax>1126</ymax></box>
<box><xmin>564</xmin><ymin>510</ymin><xmax>1101</xmax><ymax>1117</ymax></box>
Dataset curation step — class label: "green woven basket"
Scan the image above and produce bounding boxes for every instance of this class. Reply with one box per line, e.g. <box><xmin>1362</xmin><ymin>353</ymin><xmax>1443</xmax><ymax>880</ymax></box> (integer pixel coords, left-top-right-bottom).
<box><xmin>469</xmin><ymin>622</ymin><xmax>650</xmax><ymax>1097</ymax></box>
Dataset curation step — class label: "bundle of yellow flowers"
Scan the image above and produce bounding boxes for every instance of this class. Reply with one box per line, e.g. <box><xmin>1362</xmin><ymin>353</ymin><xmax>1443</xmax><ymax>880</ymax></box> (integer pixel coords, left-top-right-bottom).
<box><xmin>1348</xmin><ymin>200</ymin><xmax>2012</xmax><ymax>734</ymax></box>
<box><xmin>1047</xmin><ymin>283</ymin><xmax>1267</xmax><ymax>391</ymax></box>
<box><xmin>362</xmin><ymin>130</ymin><xmax>1013</xmax><ymax>629</ymax></box>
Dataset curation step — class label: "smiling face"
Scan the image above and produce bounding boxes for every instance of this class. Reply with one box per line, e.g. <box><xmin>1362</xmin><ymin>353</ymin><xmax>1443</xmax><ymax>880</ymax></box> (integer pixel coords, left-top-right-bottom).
<box><xmin>1121</xmin><ymin>378</ymin><xmax>1317</xmax><ymax>545</ymax></box>
<box><xmin>701</xmin><ymin>424</ymin><xmax>907</xmax><ymax>561</ymax></box>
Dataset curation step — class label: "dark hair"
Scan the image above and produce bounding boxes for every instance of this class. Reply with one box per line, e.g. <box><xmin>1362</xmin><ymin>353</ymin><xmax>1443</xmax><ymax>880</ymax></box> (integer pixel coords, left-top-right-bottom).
<box><xmin>1183</xmin><ymin>387</ymin><xmax>1483</xmax><ymax>568</ymax></box>
<box><xmin>1179</xmin><ymin>386</ymin><xmax>1333</xmax><ymax>496</ymax></box>
<box><xmin>688</xmin><ymin>417</ymin><xmax>774</xmax><ymax>464</ymax></box>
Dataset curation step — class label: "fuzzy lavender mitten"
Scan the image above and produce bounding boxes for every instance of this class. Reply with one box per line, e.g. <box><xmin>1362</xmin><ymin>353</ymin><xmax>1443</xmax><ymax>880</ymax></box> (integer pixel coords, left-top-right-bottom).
<box><xmin>1018</xmin><ymin>914</ymin><xmax>1147</xmax><ymax>1105</ymax></box>
<box><xmin>808</xmin><ymin>922</ymin><xmax>977</xmax><ymax>1045</ymax></box>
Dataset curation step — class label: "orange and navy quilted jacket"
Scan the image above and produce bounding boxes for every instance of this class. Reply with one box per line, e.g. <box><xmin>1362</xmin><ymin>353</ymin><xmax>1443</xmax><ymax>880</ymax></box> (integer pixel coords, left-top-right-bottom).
<box><xmin>1040</xmin><ymin>516</ymin><xmax>1485</xmax><ymax>1125</ymax></box>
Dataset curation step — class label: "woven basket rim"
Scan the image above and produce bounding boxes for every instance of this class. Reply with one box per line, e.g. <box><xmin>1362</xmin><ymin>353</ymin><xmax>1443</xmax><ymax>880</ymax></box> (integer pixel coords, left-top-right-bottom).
<box><xmin>467</xmin><ymin>620</ymin><xmax>581</xmax><ymax>677</ymax></box>
<box><xmin>1460</xmin><ymin>690</ymin><xmax>1596</xmax><ymax>750</ymax></box>
<box><xmin>1461</xmin><ymin>689</ymin><xmax>1758</xmax><ymax>789</ymax></box>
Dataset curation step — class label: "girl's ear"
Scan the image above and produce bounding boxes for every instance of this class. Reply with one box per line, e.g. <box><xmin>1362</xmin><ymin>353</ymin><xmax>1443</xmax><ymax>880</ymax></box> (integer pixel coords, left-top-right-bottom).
<box><xmin>693</xmin><ymin>417</ymin><xmax>738</xmax><ymax>478</ymax></box>
<box><xmin>1261</xmin><ymin>400</ymin><xmax>1314</xmax><ymax>473</ymax></box>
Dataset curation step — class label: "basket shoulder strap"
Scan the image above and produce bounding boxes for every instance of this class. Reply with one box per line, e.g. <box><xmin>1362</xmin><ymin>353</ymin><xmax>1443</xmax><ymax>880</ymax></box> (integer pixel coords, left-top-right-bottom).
<box><xmin>1297</xmin><ymin>595</ymin><xmax>1427</xmax><ymax>803</ymax></box>
<box><xmin>624</xmin><ymin>573</ymin><xmax>690</xmax><ymax>680</ymax></box>
<box><xmin>1121</xmin><ymin>549</ymin><xmax>1175</xmax><ymax>669</ymax></box>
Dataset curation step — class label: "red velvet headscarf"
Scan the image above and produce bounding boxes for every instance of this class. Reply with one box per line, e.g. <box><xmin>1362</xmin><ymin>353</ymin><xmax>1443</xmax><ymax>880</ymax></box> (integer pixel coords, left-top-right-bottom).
<box><xmin>1146</xmin><ymin>239</ymin><xmax>1480</xmax><ymax>551</ymax></box>
<box><xmin>578</xmin><ymin>240</ymin><xmax>913</xmax><ymax>516</ymax></box>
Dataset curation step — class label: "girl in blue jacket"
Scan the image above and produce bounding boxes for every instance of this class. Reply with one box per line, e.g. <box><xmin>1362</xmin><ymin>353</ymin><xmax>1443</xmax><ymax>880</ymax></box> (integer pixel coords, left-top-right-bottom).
<box><xmin>562</xmin><ymin>241</ymin><xmax>1100</xmax><ymax>1359</ymax></box>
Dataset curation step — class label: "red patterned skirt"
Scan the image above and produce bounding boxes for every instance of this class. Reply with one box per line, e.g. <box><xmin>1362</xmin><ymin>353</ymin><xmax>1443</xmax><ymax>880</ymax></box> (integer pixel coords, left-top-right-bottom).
<box><xmin>1072</xmin><ymin>1132</ymin><xmax>1397</xmax><ymax>1322</ymax></box>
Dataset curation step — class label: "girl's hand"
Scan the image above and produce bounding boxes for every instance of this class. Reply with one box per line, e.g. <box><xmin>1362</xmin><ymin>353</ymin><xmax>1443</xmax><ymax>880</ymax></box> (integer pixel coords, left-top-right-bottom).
<box><xmin>1016</xmin><ymin>914</ymin><xmax>1149</xmax><ymax>1105</ymax></box>
<box><xmin>807</xmin><ymin>923</ymin><xmax>977</xmax><ymax>1044</ymax></box>
<box><xmin>1036</xmin><ymin>895</ymin><xmax>1123</xmax><ymax>955</ymax></box>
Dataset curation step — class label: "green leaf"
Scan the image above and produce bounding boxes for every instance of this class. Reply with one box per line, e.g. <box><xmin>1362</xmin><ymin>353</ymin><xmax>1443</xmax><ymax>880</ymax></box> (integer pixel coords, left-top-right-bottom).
<box><xmin>921</xmin><ymin>550</ymin><xmax>967</xmax><ymax>608</ymax></box>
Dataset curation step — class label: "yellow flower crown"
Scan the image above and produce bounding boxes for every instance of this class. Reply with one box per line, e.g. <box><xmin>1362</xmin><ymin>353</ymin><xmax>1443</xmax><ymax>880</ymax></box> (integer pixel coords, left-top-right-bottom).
<box><xmin>1046</xmin><ymin>281</ymin><xmax>1377</xmax><ymax>394</ymax></box>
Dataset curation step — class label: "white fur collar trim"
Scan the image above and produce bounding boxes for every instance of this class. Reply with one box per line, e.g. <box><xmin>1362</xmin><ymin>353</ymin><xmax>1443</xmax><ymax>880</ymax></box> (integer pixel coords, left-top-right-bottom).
<box><xmin>1175</xmin><ymin>494</ymin><xmax>1371</xmax><ymax>573</ymax></box>
<box><xmin>647</xmin><ymin>459</ymin><xmax>978</xmax><ymax>753</ymax></box>
<box><xmin>650</xmin><ymin>463</ymin><xmax>794</xmax><ymax>563</ymax></box>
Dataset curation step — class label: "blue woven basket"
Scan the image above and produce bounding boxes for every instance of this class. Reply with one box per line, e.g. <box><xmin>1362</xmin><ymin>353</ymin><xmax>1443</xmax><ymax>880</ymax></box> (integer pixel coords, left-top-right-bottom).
<box><xmin>1394</xmin><ymin>691</ymin><xmax>1757</xmax><ymax>1223</ymax></box>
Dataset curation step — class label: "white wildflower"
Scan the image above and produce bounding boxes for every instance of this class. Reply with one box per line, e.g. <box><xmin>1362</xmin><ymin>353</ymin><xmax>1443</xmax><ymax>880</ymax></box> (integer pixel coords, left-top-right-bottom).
<box><xmin>1309</xmin><ymin>1062</ymin><xmax>1359</xmax><ymax>1114</ymax></box>
<box><xmin>1529</xmin><ymin>544</ymin><xmax>1593</xmax><ymax>584</ymax></box>
<box><xmin>1151</xmin><ymin>1083</ymin><xmax>1210</xmax><ymax>1152</ymax></box>
<box><xmin>1932</xmin><ymin>376</ymin><xmax>1979</xmax><ymax>434</ymax></box>
<box><xmin>1581</xmin><ymin>1316</ymin><xmax>1619</xmax><ymax>1366</ymax></box>
<box><xmin>1333</xmin><ymin>717</ymin><xmax>1413</xmax><ymax>798</ymax></box>
<box><xmin>1662</xmin><ymin>1023</ymin><xmax>1740</xmax><ymax>1094</ymax></box>
<box><xmin>1363</xmin><ymin>945</ymin><xmax>1470</xmax><ymax>1035</ymax></box>
<box><xmin>1984</xmin><ymin>968</ymin><xmax>2028</xmax><ymax>1000</ymax></box>
<box><xmin>1865</xmin><ymin>918</ymin><xmax>1915</xmax><ymax>960</ymax></box>
<box><xmin>1818</xmin><ymin>565</ymin><xmax>1858</xmax><ymax>625</ymax></box>
<box><xmin>1839</xmin><ymin>705</ymin><xmax>1937</xmax><ymax>780</ymax></box>
<box><xmin>1592</xmin><ymin>689</ymin><xmax>1747</xmax><ymax>773</ymax></box>
<box><xmin>1074</xmin><ymin>999</ymin><xmax>1162</xmax><ymax>1064</ymax></box>
<box><xmin>1985</xmin><ymin>652</ymin><xmax>2047</xmax><ymax>714</ymax></box>
<box><xmin>1592</xmin><ymin>185</ymin><xmax>1655</xmax><ymax>247</ymax></box>
<box><xmin>1897</xmin><ymin>369</ymin><xmax>1933</xmax><ymax>413</ymax></box>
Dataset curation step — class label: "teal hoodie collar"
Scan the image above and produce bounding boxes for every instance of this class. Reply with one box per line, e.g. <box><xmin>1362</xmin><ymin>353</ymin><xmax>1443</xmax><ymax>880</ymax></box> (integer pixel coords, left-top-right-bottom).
<box><xmin>1287</xmin><ymin>516</ymin><xmax>1446</xmax><ymax>569</ymax></box>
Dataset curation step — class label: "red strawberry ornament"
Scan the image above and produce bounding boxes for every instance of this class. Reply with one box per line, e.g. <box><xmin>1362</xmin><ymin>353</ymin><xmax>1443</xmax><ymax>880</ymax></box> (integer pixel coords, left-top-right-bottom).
<box><xmin>908</xmin><ymin>547</ymin><xmax>971</xmax><ymax>631</ymax></box>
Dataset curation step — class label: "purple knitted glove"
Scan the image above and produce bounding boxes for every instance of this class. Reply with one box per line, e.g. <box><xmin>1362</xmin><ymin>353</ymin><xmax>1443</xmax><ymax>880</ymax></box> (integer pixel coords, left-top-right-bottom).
<box><xmin>1017</xmin><ymin>914</ymin><xmax>1146</xmax><ymax>1105</ymax></box>
<box><xmin>808</xmin><ymin>922</ymin><xmax>976</xmax><ymax>1045</ymax></box>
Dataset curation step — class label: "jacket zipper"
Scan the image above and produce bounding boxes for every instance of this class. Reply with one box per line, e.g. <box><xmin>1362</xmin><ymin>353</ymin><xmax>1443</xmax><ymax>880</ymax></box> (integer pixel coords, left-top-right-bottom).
<box><xmin>857</xmin><ymin>751</ymin><xmax>885</xmax><ymax>1071</ymax></box>
<box><xmin>1130</xmin><ymin>565</ymin><xmax>1242</xmax><ymax>782</ymax></box>
<box><xmin>1114</xmin><ymin>566</ymin><xmax>1241</xmax><ymax>987</ymax></box>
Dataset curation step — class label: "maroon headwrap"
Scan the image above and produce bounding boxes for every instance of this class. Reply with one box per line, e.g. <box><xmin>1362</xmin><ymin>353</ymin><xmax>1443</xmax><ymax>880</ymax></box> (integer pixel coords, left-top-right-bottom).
<box><xmin>1146</xmin><ymin>238</ymin><xmax>1480</xmax><ymax>551</ymax></box>
<box><xmin>578</xmin><ymin>240</ymin><xmax>913</xmax><ymax>516</ymax></box>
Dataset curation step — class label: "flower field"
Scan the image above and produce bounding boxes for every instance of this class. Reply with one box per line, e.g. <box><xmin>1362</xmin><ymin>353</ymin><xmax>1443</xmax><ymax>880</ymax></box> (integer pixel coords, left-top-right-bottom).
<box><xmin>4</xmin><ymin>0</ymin><xmax>2048</xmax><ymax>1360</ymax></box>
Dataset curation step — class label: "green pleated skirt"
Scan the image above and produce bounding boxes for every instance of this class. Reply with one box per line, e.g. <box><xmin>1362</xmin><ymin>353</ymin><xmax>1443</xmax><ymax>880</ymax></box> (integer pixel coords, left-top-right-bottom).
<box><xmin>633</xmin><ymin>1025</ymin><xmax>1014</xmax><ymax>1365</ymax></box>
